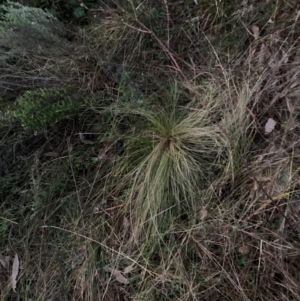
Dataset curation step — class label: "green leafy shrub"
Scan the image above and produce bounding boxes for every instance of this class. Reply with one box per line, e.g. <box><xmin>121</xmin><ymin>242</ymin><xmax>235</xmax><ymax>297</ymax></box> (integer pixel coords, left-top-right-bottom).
<box><xmin>7</xmin><ymin>88</ymin><xmax>83</xmax><ymax>131</ymax></box>
<box><xmin>0</xmin><ymin>1</ymin><xmax>84</xmax><ymax>98</ymax></box>
<box><xmin>0</xmin><ymin>1</ymin><xmax>68</xmax><ymax>58</ymax></box>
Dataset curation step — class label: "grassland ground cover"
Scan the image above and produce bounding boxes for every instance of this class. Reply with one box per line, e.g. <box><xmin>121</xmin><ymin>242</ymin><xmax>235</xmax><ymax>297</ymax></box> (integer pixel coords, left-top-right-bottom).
<box><xmin>1</xmin><ymin>0</ymin><xmax>300</xmax><ymax>300</ymax></box>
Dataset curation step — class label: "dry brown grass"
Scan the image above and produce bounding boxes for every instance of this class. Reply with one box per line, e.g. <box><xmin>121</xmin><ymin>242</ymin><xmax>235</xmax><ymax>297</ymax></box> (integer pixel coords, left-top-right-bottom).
<box><xmin>1</xmin><ymin>1</ymin><xmax>300</xmax><ymax>301</ymax></box>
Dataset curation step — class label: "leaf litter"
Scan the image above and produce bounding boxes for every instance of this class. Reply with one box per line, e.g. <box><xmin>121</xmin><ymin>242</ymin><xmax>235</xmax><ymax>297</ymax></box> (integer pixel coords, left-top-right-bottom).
<box><xmin>103</xmin><ymin>266</ymin><xmax>129</xmax><ymax>284</ymax></box>
<box><xmin>264</xmin><ymin>118</ymin><xmax>276</xmax><ymax>134</ymax></box>
<box><xmin>10</xmin><ymin>253</ymin><xmax>19</xmax><ymax>292</ymax></box>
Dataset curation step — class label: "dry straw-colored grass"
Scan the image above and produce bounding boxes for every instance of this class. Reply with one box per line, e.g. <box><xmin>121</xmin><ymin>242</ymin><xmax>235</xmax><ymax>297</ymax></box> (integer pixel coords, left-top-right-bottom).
<box><xmin>1</xmin><ymin>1</ymin><xmax>300</xmax><ymax>301</ymax></box>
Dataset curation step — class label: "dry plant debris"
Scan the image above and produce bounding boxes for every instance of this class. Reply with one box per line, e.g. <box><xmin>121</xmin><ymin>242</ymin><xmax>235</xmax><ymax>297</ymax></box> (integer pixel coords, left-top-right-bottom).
<box><xmin>1</xmin><ymin>1</ymin><xmax>300</xmax><ymax>300</ymax></box>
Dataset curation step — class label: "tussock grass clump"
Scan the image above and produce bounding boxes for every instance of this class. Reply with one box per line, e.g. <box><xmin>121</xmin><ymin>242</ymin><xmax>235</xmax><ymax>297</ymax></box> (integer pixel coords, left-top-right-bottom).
<box><xmin>96</xmin><ymin>80</ymin><xmax>252</xmax><ymax>246</ymax></box>
<box><xmin>84</xmin><ymin>1</ymin><xmax>167</xmax><ymax>68</ymax></box>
